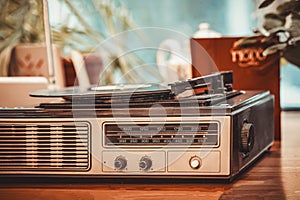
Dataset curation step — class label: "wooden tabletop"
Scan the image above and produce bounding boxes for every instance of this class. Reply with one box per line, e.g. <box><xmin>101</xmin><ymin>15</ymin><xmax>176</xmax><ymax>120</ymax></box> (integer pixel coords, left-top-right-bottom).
<box><xmin>0</xmin><ymin>111</ymin><xmax>299</xmax><ymax>200</ymax></box>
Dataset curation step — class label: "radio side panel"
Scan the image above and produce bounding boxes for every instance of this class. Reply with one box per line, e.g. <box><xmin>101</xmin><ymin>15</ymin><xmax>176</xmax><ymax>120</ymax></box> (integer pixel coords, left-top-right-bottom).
<box><xmin>231</xmin><ymin>95</ymin><xmax>274</xmax><ymax>177</ymax></box>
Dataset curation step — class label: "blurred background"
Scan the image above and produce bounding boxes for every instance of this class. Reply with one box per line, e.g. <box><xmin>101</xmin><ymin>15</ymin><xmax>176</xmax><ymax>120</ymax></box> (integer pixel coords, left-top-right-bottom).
<box><xmin>1</xmin><ymin>0</ymin><xmax>299</xmax><ymax>109</ymax></box>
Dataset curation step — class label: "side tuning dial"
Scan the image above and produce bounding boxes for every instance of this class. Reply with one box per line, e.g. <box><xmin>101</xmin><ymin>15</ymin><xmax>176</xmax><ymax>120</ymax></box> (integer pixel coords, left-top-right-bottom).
<box><xmin>240</xmin><ymin>122</ymin><xmax>255</xmax><ymax>154</ymax></box>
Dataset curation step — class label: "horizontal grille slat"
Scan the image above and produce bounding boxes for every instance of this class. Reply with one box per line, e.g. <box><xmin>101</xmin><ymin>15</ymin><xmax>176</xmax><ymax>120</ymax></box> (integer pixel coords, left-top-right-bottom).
<box><xmin>0</xmin><ymin>139</ymin><xmax>88</xmax><ymax>143</ymax></box>
<box><xmin>0</xmin><ymin>158</ymin><xmax>89</xmax><ymax>162</ymax></box>
<box><xmin>0</xmin><ymin>163</ymin><xmax>89</xmax><ymax>167</ymax></box>
<box><xmin>0</xmin><ymin>151</ymin><xmax>88</xmax><ymax>154</ymax></box>
<box><xmin>0</xmin><ymin>121</ymin><xmax>90</xmax><ymax>171</ymax></box>
<box><xmin>0</xmin><ymin>144</ymin><xmax>87</xmax><ymax>147</ymax></box>
<box><xmin>0</xmin><ymin>136</ymin><xmax>88</xmax><ymax>140</ymax></box>
<box><xmin>0</xmin><ymin>154</ymin><xmax>88</xmax><ymax>158</ymax></box>
<box><xmin>0</xmin><ymin>145</ymin><xmax>86</xmax><ymax>149</ymax></box>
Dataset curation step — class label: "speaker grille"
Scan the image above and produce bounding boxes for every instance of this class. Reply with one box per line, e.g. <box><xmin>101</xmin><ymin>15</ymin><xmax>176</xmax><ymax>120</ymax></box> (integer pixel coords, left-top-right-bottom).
<box><xmin>0</xmin><ymin>121</ymin><xmax>90</xmax><ymax>171</ymax></box>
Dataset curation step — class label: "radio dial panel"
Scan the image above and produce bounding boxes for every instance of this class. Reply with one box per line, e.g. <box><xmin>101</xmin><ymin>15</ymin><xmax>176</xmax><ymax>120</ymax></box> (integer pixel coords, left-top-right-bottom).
<box><xmin>103</xmin><ymin>122</ymin><xmax>220</xmax><ymax>147</ymax></box>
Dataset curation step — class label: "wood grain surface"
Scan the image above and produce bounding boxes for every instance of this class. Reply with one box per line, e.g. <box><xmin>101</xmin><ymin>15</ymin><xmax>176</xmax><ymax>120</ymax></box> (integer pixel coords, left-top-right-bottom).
<box><xmin>0</xmin><ymin>111</ymin><xmax>299</xmax><ymax>200</ymax></box>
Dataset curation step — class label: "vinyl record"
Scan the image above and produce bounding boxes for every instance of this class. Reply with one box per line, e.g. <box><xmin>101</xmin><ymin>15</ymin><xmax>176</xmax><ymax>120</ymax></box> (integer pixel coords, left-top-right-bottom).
<box><xmin>30</xmin><ymin>83</ymin><xmax>172</xmax><ymax>100</ymax></box>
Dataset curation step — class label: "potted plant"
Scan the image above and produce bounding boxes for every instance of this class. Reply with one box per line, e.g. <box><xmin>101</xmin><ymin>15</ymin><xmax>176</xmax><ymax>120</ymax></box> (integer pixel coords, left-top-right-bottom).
<box><xmin>51</xmin><ymin>0</ymin><xmax>145</xmax><ymax>85</ymax></box>
<box><xmin>0</xmin><ymin>0</ymin><xmax>45</xmax><ymax>76</ymax></box>
<box><xmin>0</xmin><ymin>0</ymin><xmax>149</xmax><ymax>86</ymax></box>
<box><xmin>233</xmin><ymin>0</ymin><xmax>300</xmax><ymax>67</ymax></box>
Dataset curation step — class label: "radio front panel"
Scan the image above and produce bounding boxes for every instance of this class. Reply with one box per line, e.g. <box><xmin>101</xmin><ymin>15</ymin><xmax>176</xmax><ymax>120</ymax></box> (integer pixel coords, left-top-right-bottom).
<box><xmin>0</xmin><ymin>116</ymin><xmax>231</xmax><ymax>177</ymax></box>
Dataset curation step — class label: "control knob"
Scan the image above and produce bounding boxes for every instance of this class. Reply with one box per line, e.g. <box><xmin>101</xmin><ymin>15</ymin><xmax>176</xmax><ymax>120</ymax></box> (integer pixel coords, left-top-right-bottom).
<box><xmin>139</xmin><ymin>156</ymin><xmax>152</xmax><ymax>171</ymax></box>
<box><xmin>114</xmin><ymin>156</ymin><xmax>127</xmax><ymax>170</ymax></box>
<box><xmin>240</xmin><ymin>122</ymin><xmax>255</xmax><ymax>153</ymax></box>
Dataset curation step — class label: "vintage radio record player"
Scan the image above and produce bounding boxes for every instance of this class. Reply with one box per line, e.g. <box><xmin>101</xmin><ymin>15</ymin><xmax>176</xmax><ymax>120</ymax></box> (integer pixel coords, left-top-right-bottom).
<box><xmin>0</xmin><ymin>71</ymin><xmax>274</xmax><ymax>181</ymax></box>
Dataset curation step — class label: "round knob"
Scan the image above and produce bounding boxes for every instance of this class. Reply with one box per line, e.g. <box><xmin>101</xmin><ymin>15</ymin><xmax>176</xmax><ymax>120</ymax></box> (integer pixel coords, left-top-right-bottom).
<box><xmin>240</xmin><ymin>122</ymin><xmax>255</xmax><ymax>153</ymax></box>
<box><xmin>114</xmin><ymin>156</ymin><xmax>127</xmax><ymax>170</ymax></box>
<box><xmin>139</xmin><ymin>156</ymin><xmax>152</xmax><ymax>171</ymax></box>
<box><xmin>189</xmin><ymin>156</ymin><xmax>202</xmax><ymax>169</ymax></box>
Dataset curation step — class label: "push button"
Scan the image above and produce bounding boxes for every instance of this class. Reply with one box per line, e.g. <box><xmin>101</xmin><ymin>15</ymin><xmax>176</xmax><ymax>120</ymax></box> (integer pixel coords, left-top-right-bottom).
<box><xmin>189</xmin><ymin>156</ymin><xmax>202</xmax><ymax>169</ymax></box>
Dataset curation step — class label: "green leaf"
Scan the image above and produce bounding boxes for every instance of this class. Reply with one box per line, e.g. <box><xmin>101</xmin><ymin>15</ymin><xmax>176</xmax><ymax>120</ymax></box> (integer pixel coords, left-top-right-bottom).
<box><xmin>259</xmin><ymin>0</ymin><xmax>275</xmax><ymax>9</ymax></box>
